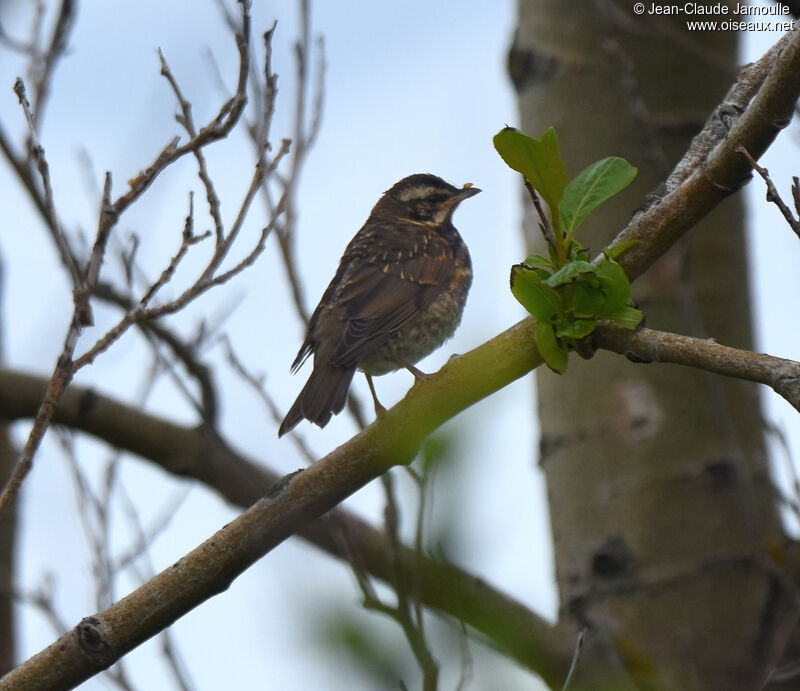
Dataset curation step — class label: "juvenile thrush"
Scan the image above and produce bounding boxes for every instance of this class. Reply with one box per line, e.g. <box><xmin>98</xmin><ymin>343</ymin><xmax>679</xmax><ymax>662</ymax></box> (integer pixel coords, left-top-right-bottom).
<box><xmin>278</xmin><ymin>173</ymin><xmax>479</xmax><ymax>436</ymax></box>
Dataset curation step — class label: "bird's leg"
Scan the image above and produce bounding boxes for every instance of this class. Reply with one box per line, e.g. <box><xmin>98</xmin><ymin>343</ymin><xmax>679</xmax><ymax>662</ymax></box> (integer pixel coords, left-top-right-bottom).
<box><xmin>364</xmin><ymin>373</ymin><xmax>386</xmax><ymax>417</ymax></box>
<box><xmin>401</xmin><ymin>360</ymin><xmax>430</xmax><ymax>383</ymax></box>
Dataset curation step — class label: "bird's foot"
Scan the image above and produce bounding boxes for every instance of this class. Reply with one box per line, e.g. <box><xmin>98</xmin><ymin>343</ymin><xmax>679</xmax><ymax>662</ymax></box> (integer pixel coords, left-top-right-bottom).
<box><xmin>403</xmin><ymin>361</ymin><xmax>430</xmax><ymax>384</ymax></box>
<box><xmin>364</xmin><ymin>373</ymin><xmax>387</xmax><ymax>417</ymax></box>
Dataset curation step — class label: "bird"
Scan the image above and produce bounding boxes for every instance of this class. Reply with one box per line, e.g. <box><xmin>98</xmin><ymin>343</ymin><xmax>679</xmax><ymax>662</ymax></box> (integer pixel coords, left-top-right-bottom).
<box><xmin>278</xmin><ymin>173</ymin><xmax>480</xmax><ymax>437</ymax></box>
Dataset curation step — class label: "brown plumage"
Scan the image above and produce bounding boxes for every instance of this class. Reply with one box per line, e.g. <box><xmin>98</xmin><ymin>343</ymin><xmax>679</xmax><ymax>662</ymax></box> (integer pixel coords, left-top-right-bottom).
<box><xmin>278</xmin><ymin>173</ymin><xmax>480</xmax><ymax>436</ymax></box>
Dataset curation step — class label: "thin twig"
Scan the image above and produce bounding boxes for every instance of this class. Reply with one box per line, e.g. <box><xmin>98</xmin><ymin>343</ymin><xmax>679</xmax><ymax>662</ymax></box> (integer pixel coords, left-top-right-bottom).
<box><xmin>525</xmin><ymin>180</ymin><xmax>557</xmax><ymax>251</ymax></box>
<box><xmin>273</xmin><ymin>0</ymin><xmax>326</xmax><ymax>325</ymax></box>
<box><xmin>137</xmin><ymin>193</ymin><xmax>211</xmax><ymax>307</ymax></box>
<box><xmin>378</xmin><ymin>471</ymin><xmax>440</xmax><ymax>691</ymax></box>
<box><xmin>737</xmin><ymin>145</ymin><xmax>800</xmax><ymax>237</ymax></box>
<box><xmin>220</xmin><ymin>334</ymin><xmax>317</xmax><ymax>464</ymax></box>
<box><xmin>560</xmin><ymin>629</ymin><xmax>586</xmax><ymax>691</ymax></box>
<box><xmin>31</xmin><ymin>0</ymin><xmax>76</xmax><ymax>129</ymax></box>
<box><xmin>0</xmin><ymin>169</ymin><xmax>114</xmax><ymax>520</ymax></box>
<box><xmin>158</xmin><ymin>48</ymin><xmax>226</xmax><ymax>246</ymax></box>
<box><xmin>94</xmin><ymin>281</ymin><xmax>219</xmax><ymax>422</ymax></box>
<box><xmin>0</xmin><ymin>0</ymin><xmax>262</xmax><ymax>523</ymax></box>
<box><xmin>12</xmin><ymin>77</ymin><xmax>81</xmax><ymax>286</ymax></box>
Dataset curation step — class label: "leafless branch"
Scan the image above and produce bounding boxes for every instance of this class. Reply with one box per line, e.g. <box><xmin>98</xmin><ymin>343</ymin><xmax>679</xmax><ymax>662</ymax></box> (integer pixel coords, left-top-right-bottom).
<box><xmin>31</xmin><ymin>0</ymin><xmax>75</xmax><ymax>129</ymax></box>
<box><xmin>0</xmin><ymin>157</ymin><xmax>112</xmax><ymax>521</ymax></box>
<box><xmin>93</xmin><ymin>281</ymin><xmax>219</xmax><ymax>422</ymax></box>
<box><xmin>12</xmin><ymin>574</ymin><xmax>69</xmax><ymax>636</ymax></box>
<box><xmin>220</xmin><ymin>335</ymin><xmax>318</xmax><ymax>463</ymax></box>
<box><xmin>158</xmin><ymin>49</ymin><xmax>226</xmax><ymax>245</ymax></box>
<box><xmin>737</xmin><ymin>145</ymin><xmax>800</xmax><ymax>237</ymax></box>
<box><xmin>0</xmin><ymin>0</ymin><xmax>264</xmax><ymax>523</ymax></box>
<box><xmin>612</xmin><ymin>27</ymin><xmax>800</xmax><ymax>280</ymax></box>
<box><xmin>526</xmin><ymin>180</ymin><xmax>557</xmax><ymax>250</ymax></box>
<box><xmin>0</xmin><ymin>365</ymin><xmax>574</xmax><ymax>687</ymax></box>
<box><xmin>12</xmin><ymin>77</ymin><xmax>80</xmax><ymax>286</ymax></box>
<box><xmin>271</xmin><ymin>0</ymin><xmax>326</xmax><ymax>325</ymax></box>
<box><xmin>594</xmin><ymin>323</ymin><xmax>800</xmax><ymax>412</ymax></box>
<box><xmin>377</xmin><ymin>471</ymin><xmax>440</xmax><ymax>691</ymax></box>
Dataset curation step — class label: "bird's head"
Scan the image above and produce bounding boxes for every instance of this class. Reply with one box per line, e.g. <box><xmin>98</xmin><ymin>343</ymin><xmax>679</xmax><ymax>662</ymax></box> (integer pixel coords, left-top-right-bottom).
<box><xmin>380</xmin><ymin>173</ymin><xmax>481</xmax><ymax>226</ymax></box>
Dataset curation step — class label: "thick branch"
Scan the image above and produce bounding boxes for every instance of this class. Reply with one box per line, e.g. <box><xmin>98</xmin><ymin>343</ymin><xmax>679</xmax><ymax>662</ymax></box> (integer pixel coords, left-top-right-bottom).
<box><xmin>610</xmin><ymin>27</ymin><xmax>800</xmax><ymax>278</ymax></box>
<box><xmin>0</xmin><ymin>364</ymin><xmax>571</xmax><ymax>688</ymax></box>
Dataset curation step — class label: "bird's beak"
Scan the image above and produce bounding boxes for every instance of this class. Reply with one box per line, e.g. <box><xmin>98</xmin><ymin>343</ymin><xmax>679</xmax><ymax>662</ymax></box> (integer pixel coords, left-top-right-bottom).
<box><xmin>433</xmin><ymin>184</ymin><xmax>481</xmax><ymax>224</ymax></box>
<box><xmin>444</xmin><ymin>184</ymin><xmax>482</xmax><ymax>208</ymax></box>
<box><xmin>454</xmin><ymin>184</ymin><xmax>481</xmax><ymax>201</ymax></box>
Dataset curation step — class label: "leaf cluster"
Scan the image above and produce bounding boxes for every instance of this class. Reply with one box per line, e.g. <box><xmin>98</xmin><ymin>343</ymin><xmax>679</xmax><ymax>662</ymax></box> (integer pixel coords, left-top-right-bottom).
<box><xmin>494</xmin><ymin>126</ymin><xmax>642</xmax><ymax>372</ymax></box>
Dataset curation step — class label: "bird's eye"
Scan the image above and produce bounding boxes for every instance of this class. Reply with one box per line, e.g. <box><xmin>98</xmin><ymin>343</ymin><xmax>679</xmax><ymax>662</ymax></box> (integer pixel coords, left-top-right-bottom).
<box><xmin>425</xmin><ymin>192</ymin><xmax>448</xmax><ymax>206</ymax></box>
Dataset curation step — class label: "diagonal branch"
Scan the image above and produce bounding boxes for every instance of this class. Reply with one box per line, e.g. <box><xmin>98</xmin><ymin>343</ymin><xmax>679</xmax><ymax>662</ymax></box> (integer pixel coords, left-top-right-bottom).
<box><xmin>609</xmin><ymin>27</ymin><xmax>800</xmax><ymax>279</ymax></box>
<box><xmin>0</xmin><ymin>365</ymin><xmax>572</xmax><ymax>689</ymax></box>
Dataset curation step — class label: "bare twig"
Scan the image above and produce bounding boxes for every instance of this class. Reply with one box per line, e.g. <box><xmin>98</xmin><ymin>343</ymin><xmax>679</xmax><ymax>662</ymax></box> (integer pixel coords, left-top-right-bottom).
<box><xmin>560</xmin><ymin>629</ymin><xmax>586</xmax><ymax>691</ymax></box>
<box><xmin>345</xmin><ymin>474</ymin><xmax>440</xmax><ymax>691</ymax></box>
<box><xmin>220</xmin><ymin>335</ymin><xmax>317</xmax><ymax>464</ymax></box>
<box><xmin>273</xmin><ymin>0</ymin><xmax>326</xmax><ymax>325</ymax></box>
<box><xmin>57</xmin><ymin>354</ymin><xmax>194</xmax><ymax>689</ymax></box>
<box><xmin>137</xmin><ymin>193</ymin><xmax>211</xmax><ymax>307</ymax></box>
<box><xmin>12</xmin><ymin>575</ymin><xmax>69</xmax><ymax>636</ymax></box>
<box><xmin>12</xmin><ymin>78</ymin><xmax>81</xmax><ymax>287</ymax></box>
<box><xmin>94</xmin><ymin>281</ymin><xmax>219</xmax><ymax>422</ymax></box>
<box><xmin>377</xmin><ymin>472</ymin><xmax>440</xmax><ymax>691</ymax></box>
<box><xmin>525</xmin><ymin>180</ymin><xmax>558</xmax><ymax>250</ymax></box>
<box><xmin>31</xmin><ymin>0</ymin><xmax>76</xmax><ymax>129</ymax></box>
<box><xmin>0</xmin><ymin>0</ymin><xmax>263</xmax><ymax>522</ymax></box>
<box><xmin>0</xmin><ymin>164</ymin><xmax>114</xmax><ymax>521</ymax></box>
<box><xmin>594</xmin><ymin>323</ymin><xmax>800</xmax><ymax>412</ymax></box>
<box><xmin>158</xmin><ymin>48</ymin><xmax>226</xmax><ymax>245</ymax></box>
<box><xmin>737</xmin><ymin>145</ymin><xmax>800</xmax><ymax>237</ymax></box>
<box><xmin>102</xmin><ymin>1</ymin><xmax>251</xmax><ymax>228</ymax></box>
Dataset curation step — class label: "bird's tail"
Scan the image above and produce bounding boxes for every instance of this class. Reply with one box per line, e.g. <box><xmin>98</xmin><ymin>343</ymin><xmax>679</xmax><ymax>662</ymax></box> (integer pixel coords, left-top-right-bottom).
<box><xmin>278</xmin><ymin>364</ymin><xmax>356</xmax><ymax>436</ymax></box>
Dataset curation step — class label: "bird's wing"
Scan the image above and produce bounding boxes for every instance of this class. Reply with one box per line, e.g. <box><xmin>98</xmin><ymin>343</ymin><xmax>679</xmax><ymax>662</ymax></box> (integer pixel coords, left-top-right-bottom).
<box><xmin>330</xmin><ymin>245</ymin><xmax>455</xmax><ymax>368</ymax></box>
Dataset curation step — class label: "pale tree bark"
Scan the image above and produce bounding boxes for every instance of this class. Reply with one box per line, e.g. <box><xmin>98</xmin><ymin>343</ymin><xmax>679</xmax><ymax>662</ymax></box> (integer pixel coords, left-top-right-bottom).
<box><xmin>0</xmin><ymin>425</ymin><xmax>15</xmax><ymax>676</ymax></box>
<box><xmin>511</xmin><ymin>1</ymin><xmax>797</xmax><ymax>689</ymax></box>
<box><xmin>0</xmin><ymin>282</ymin><xmax>16</xmax><ymax>674</ymax></box>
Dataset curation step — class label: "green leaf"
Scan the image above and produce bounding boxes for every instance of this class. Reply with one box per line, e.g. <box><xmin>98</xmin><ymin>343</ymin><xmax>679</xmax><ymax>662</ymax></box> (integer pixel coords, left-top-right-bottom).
<box><xmin>523</xmin><ymin>253</ymin><xmax>557</xmax><ymax>271</ymax></box>
<box><xmin>569</xmin><ymin>279</ymin><xmax>607</xmax><ymax>317</ymax></box>
<box><xmin>534</xmin><ymin>321</ymin><xmax>569</xmax><ymax>374</ymax></box>
<box><xmin>511</xmin><ymin>264</ymin><xmax>562</xmax><ymax>321</ymax></box>
<box><xmin>594</xmin><ymin>258</ymin><xmax>632</xmax><ymax>309</ymax></box>
<box><xmin>602</xmin><ymin>305</ymin><xmax>644</xmax><ymax>330</ymax></box>
<box><xmin>544</xmin><ymin>260</ymin><xmax>597</xmax><ymax>288</ymax></box>
<box><xmin>494</xmin><ymin>126</ymin><xmax>569</xmax><ymax>223</ymax></box>
<box><xmin>603</xmin><ymin>238</ymin><xmax>638</xmax><ymax>261</ymax></box>
<box><xmin>559</xmin><ymin>157</ymin><xmax>637</xmax><ymax>235</ymax></box>
<box><xmin>556</xmin><ymin>318</ymin><xmax>597</xmax><ymax>340</ymax></box>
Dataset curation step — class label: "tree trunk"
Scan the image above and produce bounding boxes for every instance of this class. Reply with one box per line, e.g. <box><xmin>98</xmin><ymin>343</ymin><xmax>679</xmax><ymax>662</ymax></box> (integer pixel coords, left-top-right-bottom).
<box><xmin>0</xmin><ymin>427</ymin><xmax>16</xmax><ymax>674</ymax></box>
<box><xmin>510</xmin><ymin>2</ymin><xmax>796</xmax><ymax>688</ymax></box>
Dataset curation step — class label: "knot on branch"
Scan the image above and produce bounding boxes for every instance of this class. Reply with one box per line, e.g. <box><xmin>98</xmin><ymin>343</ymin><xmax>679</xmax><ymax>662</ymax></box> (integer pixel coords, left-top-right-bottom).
<box><xmin>75</xmin><ymin>616</ymin><xmax>115</xmax><ymax>667</ymax></box>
